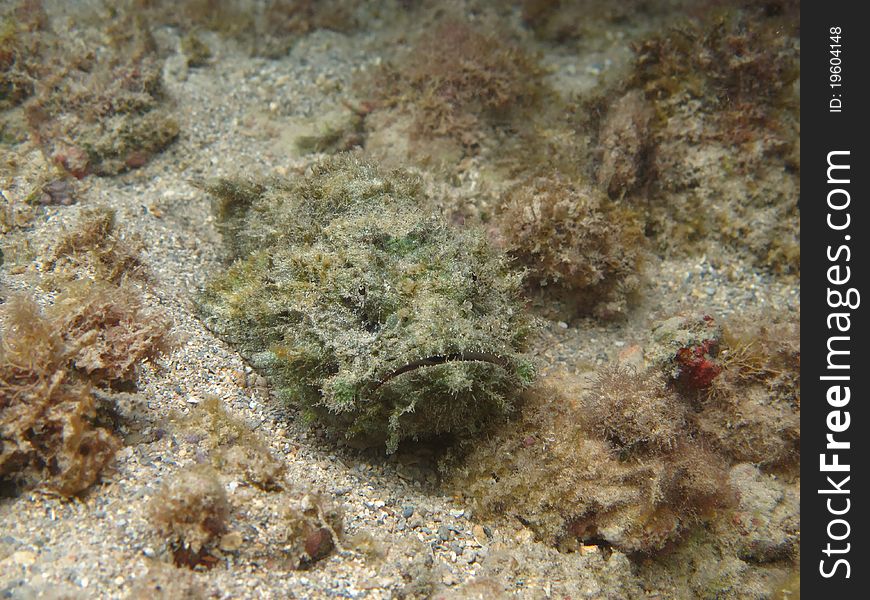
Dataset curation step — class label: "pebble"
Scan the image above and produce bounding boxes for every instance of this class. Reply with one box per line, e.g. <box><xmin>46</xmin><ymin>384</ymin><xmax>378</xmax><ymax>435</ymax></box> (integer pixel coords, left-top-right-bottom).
<box><xmin>10</xmin><ymin>551</ymin><xmax>36</xmax><ymax>567</ymax></box>
<box><xmin>401</xmin><ymin>506</ymin><xmax>414</xmax><ymax>519</ymax></box>
<box><xmin>472</xmin><ymin>524</ymin><xmax>488</xmax><ymax>546</ymax></box>
<box><xmin>515</xmin><ymin>528</ymin><xmax>534</xmax><ymax>544</ymax></box>
<box><xmin>437</xmin><ymin>525</ymin><xmax>452</xmax><ymax>542</ymax></box>
<box><xmin>220</xmin><ymin>531</ymin><xmax>244</xmax><ymax>552</ymax></box>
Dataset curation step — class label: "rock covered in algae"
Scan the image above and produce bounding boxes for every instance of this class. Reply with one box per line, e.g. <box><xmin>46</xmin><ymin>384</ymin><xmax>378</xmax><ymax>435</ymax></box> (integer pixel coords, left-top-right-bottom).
<box><xmin>197</xmin><ymin>157</ymin><xmax>534</xmax><ymax>452</ymax></box>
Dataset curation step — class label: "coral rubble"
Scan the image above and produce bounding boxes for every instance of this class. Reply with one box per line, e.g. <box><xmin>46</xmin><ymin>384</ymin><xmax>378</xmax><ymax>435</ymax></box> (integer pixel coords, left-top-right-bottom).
<box><xmin>152</xmin><ymin>398</ymin><xmax>344</xmax><ymax>570</ymax></box>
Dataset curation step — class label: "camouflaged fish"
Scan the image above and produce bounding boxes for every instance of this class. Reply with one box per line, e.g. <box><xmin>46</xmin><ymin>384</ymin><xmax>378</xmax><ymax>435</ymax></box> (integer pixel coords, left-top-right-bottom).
<box><xmin>197</xmin><ymin>156</ymin><xmax>534</xmax><ymax>452</ymax></box>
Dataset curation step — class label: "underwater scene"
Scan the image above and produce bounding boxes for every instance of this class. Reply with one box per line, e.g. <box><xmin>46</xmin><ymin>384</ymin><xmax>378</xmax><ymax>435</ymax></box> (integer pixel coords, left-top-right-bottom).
<box><xmin>1</xmin><ymin>0</ymin><xmax>799</xmax><ymax>598</ymax></box>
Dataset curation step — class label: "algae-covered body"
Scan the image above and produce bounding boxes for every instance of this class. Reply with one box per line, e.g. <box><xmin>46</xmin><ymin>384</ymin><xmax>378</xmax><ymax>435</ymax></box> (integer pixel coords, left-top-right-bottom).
<box><xmin>198</xmin><ymin>157</ymin><xmax>534</xmax><ymax>452</ymax></box>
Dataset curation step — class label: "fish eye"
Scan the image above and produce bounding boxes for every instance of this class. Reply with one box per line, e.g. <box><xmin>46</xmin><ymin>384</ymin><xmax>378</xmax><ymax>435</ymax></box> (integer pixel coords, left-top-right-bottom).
<box><xmin>358</xmin><ymin>285</ymin><xmax>366</xmax><ymax>296</ymax></box>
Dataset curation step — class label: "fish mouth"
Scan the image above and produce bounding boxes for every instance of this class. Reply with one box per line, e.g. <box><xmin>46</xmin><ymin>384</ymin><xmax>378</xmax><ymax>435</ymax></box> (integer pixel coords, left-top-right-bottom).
<box><xmin>370</xmin><ymin>351</ymin><xmax>513</xmax><ymax>392</ymax></box>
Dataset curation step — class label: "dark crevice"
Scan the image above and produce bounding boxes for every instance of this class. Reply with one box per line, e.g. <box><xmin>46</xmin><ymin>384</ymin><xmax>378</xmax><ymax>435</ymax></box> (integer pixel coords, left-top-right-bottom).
<box><xmin>370</xmin><ymin>351</ymin><xmax>512</xmax><ymax>391</ymax></box>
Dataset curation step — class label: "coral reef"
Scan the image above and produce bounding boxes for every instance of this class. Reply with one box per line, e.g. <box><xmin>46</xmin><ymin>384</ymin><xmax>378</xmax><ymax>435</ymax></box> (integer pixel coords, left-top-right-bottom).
<box><xmin>0</xmin><ymin>1</ymin><xmax>801</xmax><ymax>597</ymax></box>
<box><xmin>0</xmin><ymin>188</ymin><xmax>35</xmax><ymax>233</ymax></box>
<box><xmin>645</xmin><ymin>311</ymin><xmax>800</xmax><ymax>468</ymax></box>
<box><xmin>33</xmin><ymin>178</ymin><xmax>76</xmax><ymax>206</ymax></box>
<box><xmin>42</xmin><ymin>204</ymin><xmax>169</xmax><ymax>383</ymax></box>
<box><xmin>718</xmin><ymin>464</ymin><xmax>799</xmax><ymax>564</ymax></box>
<box><xmin>1</xmin><ymin>139</ymin><xmax>70</xmax><ymax>237</ymax></box>
<box><xmin>197</xmin><ymin>156</ymin><xmax>534</xmax><ymax>452</ymax></box>
<box><xmin>0</xmin><ymin>296</ymin><xmax>120</xmax><ymax>496</ymax></box>
<box><xmin>493</xmin><ymin>173</ymin><xmax>644</xmax><ymax>318</ymax></box>
<box><xmin>4</xmin><ymin>1</ymin><xmax>180</xmax><ymax>176</ymax></box>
